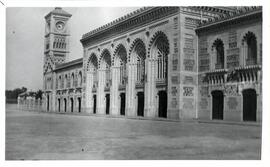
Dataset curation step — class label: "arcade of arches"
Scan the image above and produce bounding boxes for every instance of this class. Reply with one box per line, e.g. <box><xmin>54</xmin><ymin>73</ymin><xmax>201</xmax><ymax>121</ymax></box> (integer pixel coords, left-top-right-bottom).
<box><xmin>85</xmin><ymin>32</ymin><xmax>170</xmax><ymax>118</ymax></box>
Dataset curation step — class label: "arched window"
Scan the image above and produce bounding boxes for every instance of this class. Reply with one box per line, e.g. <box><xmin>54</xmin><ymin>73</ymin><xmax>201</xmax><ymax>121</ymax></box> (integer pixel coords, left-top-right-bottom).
<box><xmin>64</xmin><ymin>74</ymin><xmax>68</xmax><ymax>88</ymax></box>
<box><xmin>71</xmin><ymin>73</ymin><xmax>74</xmax><ymax>88</ymax></box>
<box><xmin>212</xmin><ymin>39</ymin><xmax>224</xmax><ymax>69</ymax></box>
<box><xmin>150</xmin><ymin>33</ymin><xmax>169</xmax><ymax>82</ymax></box>
<box><xmin>78</xmin><ymin>71</ymin><xmax>82</xmax><ymax>86</ymax></box>
<box><xmin>114</xmin><ymin>44</ymin><xmax>127</xmax><ymax>85</ymax></box>
<box><xmin>130</xmin><ymin>39</ymin><xmax>146</xmax><ymax>84</ymax></box>
<box><xmin>100</xmin><ymin>49</ymin><xmax>111</xmax><ymax>86</ymax></box>
<box><xmin>243</xmin><ymin>31</ymin><xmax>257</xmax><ymax>65</ymax></box>
<box><xmin>58</xmin><ymin>76</ymin><xmax>62</xmax><ymax>89</ymax></box>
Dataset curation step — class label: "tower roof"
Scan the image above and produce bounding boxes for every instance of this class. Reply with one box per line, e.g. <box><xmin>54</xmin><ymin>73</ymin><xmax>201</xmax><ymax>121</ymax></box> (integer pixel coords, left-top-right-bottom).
<box><xmin>45</xmin><ymin>7</ymin><xmax>72</xmax><ymax>18</ymax></box>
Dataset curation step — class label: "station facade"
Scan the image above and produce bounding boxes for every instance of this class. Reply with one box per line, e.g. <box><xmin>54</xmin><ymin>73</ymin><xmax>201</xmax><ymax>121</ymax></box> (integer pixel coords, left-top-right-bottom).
<box><xmin>43</xmin><ymin>7</ymin><xmax>262</xmax><ymax>122</ymax></box>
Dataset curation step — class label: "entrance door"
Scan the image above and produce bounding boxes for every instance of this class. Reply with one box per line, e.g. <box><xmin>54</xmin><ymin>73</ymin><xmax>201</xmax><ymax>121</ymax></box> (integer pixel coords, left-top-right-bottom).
<box><xmin>137</xmin><ymin>92</ymin><xmax>144</xmax><ymax>116</ymax></box>
<box><xmin>120</xmin><ymin>93</ymin><xmax>125</xmax><ymax>115</ymax></box>
<box><xmin>58</xmin><ymin>99</ymin><xmax>60</xmax><ymax>112</ymax></box>
<box><xmin>243</xmin><ymin>89</ymin><xmax>257</xmax><ymax>121</ymax></box>
<box><xmin>78</xmin><ymin>98</ymin><xmax>81</xmax><ymax>113</ymax></box>
<box><xmin>70</xmin><ymin>98</ymin><xmax>73</xmax><ymax>112</ymax></box>
<box><xmin>47</xmin><ymin>95</ymin><xmax>49</xmax><ymax>111</ymax></box>
<box><xmin>64</xmin><ymin>98</ymin><xmax>67</xmax><ymax>112</ymax></box>
<box><xmin>158</xmin><ymin>91</ymin><xmax>167</xmax><ymax>118</ymax></box>
<box><xmin>93</xmin><ymin>95</ymin><xmax>97</xmax><ymax>114</ymax></box>
<box><xmin>211</xmin><ymin>90</ymin><xmax>224</xmax><ymax>120</ymax></box>
<box><xmin>105</xmin><ymin>94</ymin><xmax>110</xmax><ymax>115</ymax></box>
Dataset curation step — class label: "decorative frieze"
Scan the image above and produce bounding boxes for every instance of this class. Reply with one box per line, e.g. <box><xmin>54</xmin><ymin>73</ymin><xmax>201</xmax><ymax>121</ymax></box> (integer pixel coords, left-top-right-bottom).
<box><xmin>228</xmin><ymin>31</ymin><xmax>237</xmax><ymax>48</ymax></box>
<box><xmin>171</xmin><ymin>75</ymin><xmax>179</xmax><ymax>84</ymax></box>
<box><xmin>173</xmin><ymin>17</ymin><xmax>178</xmax><ymax>30</ymax></box>
<box><xmin>199</xmin><ymin>58</ymin><xmax>210</xmax><ymax>71</ymax></box>
<box><xmin>199</xmin><ymin>37</ymin><xmax>210</xmax><ymax>72</ymax></box>
<box><xmin>227</xmin><ymin>48</ymin><xmax>240</xmax><ymax>68</ymax></box>
<box><xmin>183</xmin><ymin>87</ymin><xmax>194</xmax><ymax>96</ymax></box>
<box><xmin>183</xmin><ymin>76</ymin><xmax>194</xmax><ymax>85</ymax></box>
<box><xmin>224</xmin><ymin>85</ymin><xmax>238</xmax><ymax>96</ymax></box>
<box><xmin>184</xmin><ymin>17</ymin><xmax>200</xmax><ymax>30</ymax></box>
<box><xmin>172</xmin><ymin>57</ymin><xmax>178</xmax><ymax>71</ymax></box>
<box><xmin>184</xmin><ymin>59</ymin><xmax>195</xmax><ymax>71</ymax></box>
<box><xmin>149</xmin><ymin>20</ymin><xmax>169</xmax><ymax>29</ymax></box>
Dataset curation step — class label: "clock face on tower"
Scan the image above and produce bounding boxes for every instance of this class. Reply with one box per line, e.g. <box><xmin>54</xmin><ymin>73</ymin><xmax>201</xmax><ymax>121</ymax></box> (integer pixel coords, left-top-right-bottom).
<box><xmin>55</xmin><ymin>21</ymin><xmax>65</xmax><ymax>31</ymax></box>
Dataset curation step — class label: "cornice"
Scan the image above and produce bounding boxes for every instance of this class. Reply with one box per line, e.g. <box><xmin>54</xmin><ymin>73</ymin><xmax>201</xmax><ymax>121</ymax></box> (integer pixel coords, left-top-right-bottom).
<box><xmin>80</xmin><ymin>7</ymin><xmax>180</xmax><ymax>47</ymax></box>
<box><xmin>196</xmin><ymin>6</ymin><xmax>262</xmax><ymax>33</ymax></box>
<box><xmin>54</xmin><ymin>58</ymin><xmax>83</xmax><ymax>71</ymax></box>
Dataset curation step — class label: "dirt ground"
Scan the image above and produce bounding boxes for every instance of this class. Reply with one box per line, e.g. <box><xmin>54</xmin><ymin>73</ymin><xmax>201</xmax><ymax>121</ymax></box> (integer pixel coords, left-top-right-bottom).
<box><xmin>5</xmin><ymin>104</ymin><xmax>261</xmax><ymax>160</ymax></box>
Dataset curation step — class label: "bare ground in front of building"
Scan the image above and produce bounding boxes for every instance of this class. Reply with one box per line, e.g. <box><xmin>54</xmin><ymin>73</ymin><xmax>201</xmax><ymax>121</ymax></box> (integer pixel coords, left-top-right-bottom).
<box><xmin>5</xmin><ymin>104</ymin><xmax>261</xmax><ymax>160</ymax></box>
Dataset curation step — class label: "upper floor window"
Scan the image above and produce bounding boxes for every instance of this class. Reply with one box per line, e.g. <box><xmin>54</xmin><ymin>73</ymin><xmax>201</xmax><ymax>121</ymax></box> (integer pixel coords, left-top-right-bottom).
<box><xmin>242</xmin><ymin>31</ymin><xmax>257</xmax><ymax>65</ymax></box>
<box><xmin>212</xmin><ymin>39</ymin><xmax>224</xmax><ymax>69</ymax></box>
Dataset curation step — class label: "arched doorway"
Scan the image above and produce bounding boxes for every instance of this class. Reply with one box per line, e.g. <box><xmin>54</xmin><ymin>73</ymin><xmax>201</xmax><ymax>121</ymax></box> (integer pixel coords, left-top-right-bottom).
<box><xmin>137</xmin><ymin>92</ymin><xmax>144</xmax><ymax>116</ymax></box>
<box><xmin>158</xmin><ymin>91</ymin><xmax>167</xmax><ymax>118</ymax></box>
<box><xmin>58</xmin><ymin>99</ymin><xmax>61</xmax><ymax>112</ymax></box>
<box><xmin>93</xmin><ymin>95</ymin><xmax>97</xmax><ymax>114</ymax></box>
<box><xmin>105</xmin><ymin>94</ymin><xmax>110</xmax><ymax>115</ymax></box>
<box><xmin>129</xmin><ymin>39</ymin><xmax>146</xmax><ymax>117</ymax></box>
<box><xmin>47</xmin><ymin>95</ymin><xmax>49</xmax><ymax>111</ymax></box>
<box><xmin>120</xmin><ymin>93</ymin><xmax>125</xmax><ymax>115</ymax></box>
<box><xmin>70</xmin><ymin>98</ymin><xmax>74</xmax><ymax>112</ymax></box>
<box><xmin>243</xmin><ymin>89</ymin><xmax>257</xmax><ymax>121</ymax></box>
<box><xmin>78</xmin><ymin>97</ymin><xmax>81</xmax><ymax>113</ymax></box>
<box><xmin>64</xmin><ymin>98</ymin><xmax>67</xmax><ymax>112</ymax></box>
<box><xmin>149</xmin><ymin>31</ymin><xmax>169</xmax><ymax>118</ymax></box>
<box><xmin>211</xmin><ymin>90</ymin><xmax>224</xmax><ymax>120</ymax></box>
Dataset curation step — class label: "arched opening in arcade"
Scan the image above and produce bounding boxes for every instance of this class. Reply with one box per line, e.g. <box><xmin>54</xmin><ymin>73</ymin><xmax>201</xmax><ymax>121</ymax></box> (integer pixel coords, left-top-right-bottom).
<box><xmin>105</xmin><ymin>94</ymin><xmax>110</xmax><ymax>115</ymax></box>
<box><xmin>158</xmin><ymin>91</ymin><xmax>167</xmax><ymax>118</ymax></box>
<box><xmin>242</xmin><ymin>89</ymin><xmax>257</xmax><ymax>121</ymax></box>
<box><xmin>93</xmin><ymin>94</ymin><xmax>97</xmax><ymax>114</ymax></box>
<box><xmin>87</xmin><ymin>53</ymin><xmax>98</xmax><ymax>114</ymax></box>
<box><xmin>70</xmin><ymin>98</ymin><xmax>74</xmax><ymax>112</ymax></box>
<box><xmin>78</xmin><ymin>97</ymin><xmax>81</xmax><ymax>113</ymax></box>
<box><xmin>64</xmin><ymin>98</ymin><xmax>67</xmax><ymax>112</ymax></box>
<box><xmin>47</xmin><ymin>95</ymin><xmax>49</xmax><ymax>111</ymax></box>
<box><xmin>58</xmin><ymin>98</ymin><xmax>61</xmax><ymax>112</ymax></box>
<box><xmin>137</xmin><ymin>92</ymin><xmax>144</xmax><ymax>116</ymax></box>
<box><xmin>130</xmin><ymin>39</ymin><xmax>146</xmax><ymax>117</ymax></box>
<box><xmin>243</xmin><ymin>31</ymin><xmax>257</xmax><ymax>65</ymax></box>
<box><xmin>211</xmin><ymin>90</ymin><xmax>224</xmax><ymax>120</ymax></box>
<box><xmin>113</xmin><ymin>44</ymin><xmax>127</xmax><ymax>116</ymax></box>
<box><xmin>100</xmin><ymin>49</ymin><xmax>111</xmax><ymax>115</ymax></box>
<box><xmin>120</xmin><ymin>93</ymin><xmax>125</xmax><ymax>116</ymax></box>
<box><xmin>150</xmin><ymin>32</ymin><xmax>169</xmax><ymax>118</ymax></box>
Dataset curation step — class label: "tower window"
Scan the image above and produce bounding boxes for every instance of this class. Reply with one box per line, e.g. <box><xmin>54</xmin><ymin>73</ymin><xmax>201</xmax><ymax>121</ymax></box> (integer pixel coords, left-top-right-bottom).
<box><xmin>243</xmin><ymin>31</ymin><xmax>257</xmax><ymax>65</ymax></box>
<box><xmin>212</xmin><ymin>39</ymin><xmax>225</xmax><ymax>69</ymax></box>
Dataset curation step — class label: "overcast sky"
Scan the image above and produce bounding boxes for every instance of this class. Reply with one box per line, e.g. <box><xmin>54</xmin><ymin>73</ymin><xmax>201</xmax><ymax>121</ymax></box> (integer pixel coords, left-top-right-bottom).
<box><xmin>6</xmin><ymin>7</ymin><xmax>140</xmax><ymax>91</ymax></box>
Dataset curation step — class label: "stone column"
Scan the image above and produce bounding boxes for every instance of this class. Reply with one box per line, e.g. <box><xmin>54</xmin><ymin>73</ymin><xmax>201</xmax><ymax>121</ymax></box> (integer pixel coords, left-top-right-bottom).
<box><xmin>111</xmin><ymin>66</ymin><xmax>120</xmax><ymax>116</ymax></box>
<box><xmin>145</xmin><ymin>58</ymin><xmax>156</xmax><ymax>118</ymax></box>
<box><xmin>126</xmin><ymin>62</ymin><xmax>136</xmax><ymax>116</ymax></box>
<box><xmin>86</xmin><ymin>72</ymin><xmax>94</xmax><ymax>113</ymax></box>
<box><xmin>97</xmin><ymin>69</ymin><xmax>106</xmax><ymax>115</ymax></box>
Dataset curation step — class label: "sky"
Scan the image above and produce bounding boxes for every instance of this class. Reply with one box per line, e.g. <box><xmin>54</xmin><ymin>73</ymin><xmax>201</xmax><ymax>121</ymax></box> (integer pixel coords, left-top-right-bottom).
<box><xmin>6</xmin><ymin>7</ymin><xmax>139</xmax><ymax>91</ymax></box>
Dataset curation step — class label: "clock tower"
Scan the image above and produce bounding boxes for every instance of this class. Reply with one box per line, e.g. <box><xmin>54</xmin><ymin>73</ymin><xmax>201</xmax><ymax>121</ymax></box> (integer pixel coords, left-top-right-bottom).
<box><xmin>43</xmin><ymin>7</ymin><xmax>72</xmax><ymax>74</ymax></box>
<box><xmin>43</xmin><ymin>7</ymin><xmax>72</xmax><ymax>111</ymax></box>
